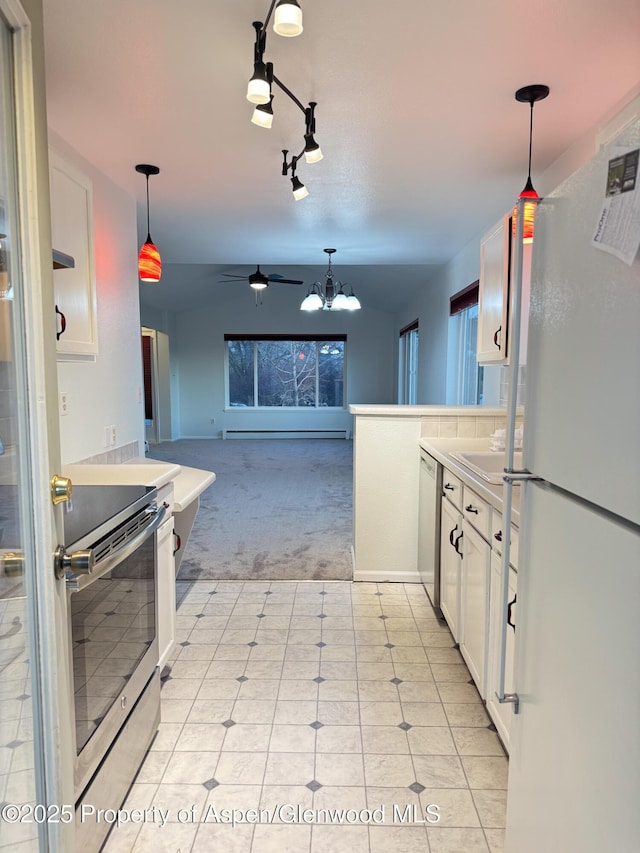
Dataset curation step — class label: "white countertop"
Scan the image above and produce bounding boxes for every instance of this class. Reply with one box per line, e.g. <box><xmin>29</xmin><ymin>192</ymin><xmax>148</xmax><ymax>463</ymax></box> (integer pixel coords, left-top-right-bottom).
<box><xmin>62</xmin><ymin>457</ymin><xmax>217</xmax><ymax>513</ymax></box>
<box><xmin>349</xmin><ymin>405</ymin><xmax>512</xmax><ymax>417</ymax></box>
<box><xmin>419</xmin><ymin>437</ymin><xmax>521</xmax><ymax>524</ymax></box>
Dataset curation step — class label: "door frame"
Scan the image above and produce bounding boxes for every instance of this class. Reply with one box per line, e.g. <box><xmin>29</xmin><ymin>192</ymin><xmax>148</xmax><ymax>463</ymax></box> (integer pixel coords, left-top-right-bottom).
<box><xmin>2</xmin><ymin>0</ymin><xmax>72</xmax><ymax>848</ymax></box>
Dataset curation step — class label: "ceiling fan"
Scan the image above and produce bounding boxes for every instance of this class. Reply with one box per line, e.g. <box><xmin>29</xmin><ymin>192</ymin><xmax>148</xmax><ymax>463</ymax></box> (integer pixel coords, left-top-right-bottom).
<box><xmin>219</xmin><ymin>265</ymin><xmax>303</xmax><ymax>291</ymax></box>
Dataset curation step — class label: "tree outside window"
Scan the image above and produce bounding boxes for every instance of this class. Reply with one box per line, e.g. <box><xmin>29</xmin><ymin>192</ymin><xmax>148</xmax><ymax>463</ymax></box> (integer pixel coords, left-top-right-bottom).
<box><xmin>227</xmin><ymin>336</ymin><xmax>345</xmax><ymax>408</ymax></box>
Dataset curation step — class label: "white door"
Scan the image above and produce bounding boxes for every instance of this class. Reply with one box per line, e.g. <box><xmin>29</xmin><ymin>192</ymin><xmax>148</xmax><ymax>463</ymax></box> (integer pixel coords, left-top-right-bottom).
<box><xmin>506</xmin><ymin>482</ymin><xmax>640</xmax><ymax>852</ymax></box>
<box><xmin>0</xmin><ymin>6</ymin><xmax>68</xmax><ymax>850</ymax></box>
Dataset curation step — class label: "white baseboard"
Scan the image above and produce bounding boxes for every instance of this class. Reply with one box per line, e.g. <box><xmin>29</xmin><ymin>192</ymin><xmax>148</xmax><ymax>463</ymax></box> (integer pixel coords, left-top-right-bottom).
<box><xmin>352</xmin><ymin>568</ymin><xmax>423</xmax><ymax>584</ymax></box>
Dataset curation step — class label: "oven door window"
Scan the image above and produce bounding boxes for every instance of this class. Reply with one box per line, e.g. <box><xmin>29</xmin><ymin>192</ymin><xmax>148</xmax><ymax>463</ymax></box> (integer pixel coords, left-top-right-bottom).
<box><xmin>70</xmin><ymin>534</ymin><xmax>156</xmax><ymax>753</ymax></box>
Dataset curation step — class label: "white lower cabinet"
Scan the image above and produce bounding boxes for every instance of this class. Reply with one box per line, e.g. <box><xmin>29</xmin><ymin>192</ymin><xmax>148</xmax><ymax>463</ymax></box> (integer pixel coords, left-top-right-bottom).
<box><xmin>486</xmin><ymin>550</ymin><xmax>518</xmax><ymax>752</ymax></box>
<box><xmin>440</xmin><ymin>496</ymin><xmax>463</xmax><ymax>641</ymax></box>
<box><xmin>459</xmin><ymin>521</ymin><xmax>490</xmax><ymax>698</ymax></box>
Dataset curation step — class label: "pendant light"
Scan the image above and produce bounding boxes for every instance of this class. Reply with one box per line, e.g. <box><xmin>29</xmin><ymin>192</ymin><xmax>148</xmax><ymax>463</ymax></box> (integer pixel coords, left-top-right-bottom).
<box><xmin>513</xmin><ymin>84</ymin><xmax>549</xmax><ymax>243</ymax></box>
<box><xmin>273</xmin><ymin>1</ymin><xmax>303</xmax><ymax>37</ymax></box>
<box><xmin>135</xmin><ymin>164</ymin><xmax>162</xmax><ymax>282</ymax></box>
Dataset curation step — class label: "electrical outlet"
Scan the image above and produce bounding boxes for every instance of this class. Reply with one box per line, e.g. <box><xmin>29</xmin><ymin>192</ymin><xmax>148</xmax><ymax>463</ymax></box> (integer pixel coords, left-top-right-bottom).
<box><xmin>104</xmin><ymin>425</ymin><xmax>116</xmax><ymax>447</ymax></box>
<box><xmin>59</xmin><ymin>392</ymin><xmax>68</xmax><ymax>416</ymax></box>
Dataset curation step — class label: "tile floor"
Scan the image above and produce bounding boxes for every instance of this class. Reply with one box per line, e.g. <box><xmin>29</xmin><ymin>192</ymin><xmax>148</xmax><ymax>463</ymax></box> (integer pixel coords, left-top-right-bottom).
<box><xmin>103</xmin><ymin>581</ymin><xmax>508</xmax><ymax>853</ymax></box>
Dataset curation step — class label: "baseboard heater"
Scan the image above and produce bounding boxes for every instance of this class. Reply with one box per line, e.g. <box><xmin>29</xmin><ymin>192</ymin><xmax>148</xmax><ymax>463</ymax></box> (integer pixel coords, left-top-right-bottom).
<box><xmin>222</xmin><ymin>429</ymin><xmax>351</xmax><ymax>440</ymax></box>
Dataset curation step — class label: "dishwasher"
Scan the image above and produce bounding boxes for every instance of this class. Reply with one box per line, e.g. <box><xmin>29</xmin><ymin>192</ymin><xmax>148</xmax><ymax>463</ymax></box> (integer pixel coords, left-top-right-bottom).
<box><xmin>418</xmin><ymin>449</ymin><xmax>442</xmax><ymax>615</ymax></box>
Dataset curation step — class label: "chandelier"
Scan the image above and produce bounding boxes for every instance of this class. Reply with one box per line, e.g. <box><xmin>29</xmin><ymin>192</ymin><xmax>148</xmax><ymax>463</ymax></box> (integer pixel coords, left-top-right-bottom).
<box><xmin>246</xmin><ymin>2</ymin><xmax>323</xmax><ymax>201</ymax></box>
<box><xmin>300</xmin><ymin>249</ymin><xmax>361</xmax><ymax>312</ymax></box>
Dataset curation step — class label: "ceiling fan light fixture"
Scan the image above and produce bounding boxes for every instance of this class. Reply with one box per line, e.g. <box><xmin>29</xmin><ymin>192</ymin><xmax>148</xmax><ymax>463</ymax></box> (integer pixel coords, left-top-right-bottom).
<box><xmin>291</xmin><ymin>175</ymin><xmax>309</xmax><ymax>200</ymax></box>
<box><xmin>135</xmin><ymin>164</ymin><xmax>161</xmax><ymax>283</ymax></box>
<box><xmin>252</xmin><ymin>98</ymin><xmax>274</xmax><ymax>128</ymax></box>
<box><xmin>247</xmin><ymin>61</ymin><xmax>271</xmax><ymax>104</ymax></box>
<box><xmin>273</xmin><ymin>1</ymin><xmax>303</xmax><ymax>37</ymax></box>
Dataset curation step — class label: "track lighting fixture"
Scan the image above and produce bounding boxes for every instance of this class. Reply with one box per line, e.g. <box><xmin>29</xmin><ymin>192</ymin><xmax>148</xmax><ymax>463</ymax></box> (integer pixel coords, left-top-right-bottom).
<box><xmin>252</xmin><ymin>96</ymin><xmax>274</xmax><ymax>129</ymax></box>
<box><xmin>135</xmin><ymin>164</ymin><xmax>161</xmax><ymax>283</ymax></box>
<box><xmin>513</xmin><ymin>84</ymin><xmax>549</xmax><ymax>242</ymax></box>
<box><xmin>245</xmin><ymin>4</ymin><xmax>324</xmax><ymax>199</ymax></box>
<box><xmin>273</xmin><ymin>0</ymin><xmax>303</xmax><ymax>37</ymax></box>
<box><xmin>300</xmin><ymin>249</ymin><xmax>362</xmax><ymax>312</ymax></box>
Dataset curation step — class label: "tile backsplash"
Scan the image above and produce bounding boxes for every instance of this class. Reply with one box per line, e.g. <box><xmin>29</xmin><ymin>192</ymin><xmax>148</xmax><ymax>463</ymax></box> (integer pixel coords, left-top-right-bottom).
<box><xmin>77</xmin><ymin>440</ymin><xmax>140</xmax><ymax>464</ymax></box>
<box><xmin>421</xmin><ymin>413</ymin><xmax>523</xmax><ymax>439</ymax></box>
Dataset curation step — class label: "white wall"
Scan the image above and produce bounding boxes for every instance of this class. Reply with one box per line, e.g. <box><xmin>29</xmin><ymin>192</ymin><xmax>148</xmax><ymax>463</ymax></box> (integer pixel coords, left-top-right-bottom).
<box><xmin>170</xmin><ymin>279</ymin><xmax>396</xmax><ymax>438</ymax></box>
<box><xmin>50</xmin><ymin>131</ymin><xmax>145</xmax><ymax>463</ymax></box>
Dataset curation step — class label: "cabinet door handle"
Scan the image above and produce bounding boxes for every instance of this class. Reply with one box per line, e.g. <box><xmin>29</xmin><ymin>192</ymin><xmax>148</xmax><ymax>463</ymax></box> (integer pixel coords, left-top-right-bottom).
<box><xmin>507</xmin><ymin>593</ymin><xmax>517</xmax><ymax>631</ymax></box>
<box><xmin>494</xmin><ymin>530</ymin><xmax>503</xmax><ymax>542</ymax></box>
<box><xmin>173</xmin><ymin>530</ymin><xmax>181</xmax><ymax>556</ymax></box>
<box><xmin>465</xmin><ymin>504</ymin><xmax>478</xmax><ymax>514</ymax></box>
<box><xmin>55</xmin><ymin>305</ymin><xmax>67</xmax><ymax>340</ymax></box>
<box><xmin>454</xmin><ymin>531</ymin><xmax>464</xmax><ymax>555</ymax></box>
<box><xmin>444</xmin><ymin>483</ymin><xmax>454</xmax><ymax>491</ymax></box>
<box><xmin>493</xmin><ymin>325</ymin><xmax>501</xmax><ymax>350</ymax></box>
<box><xmin>449</xmin><ymin>524</ymin><xmax>458</xmax><ymax>546</ymax></box>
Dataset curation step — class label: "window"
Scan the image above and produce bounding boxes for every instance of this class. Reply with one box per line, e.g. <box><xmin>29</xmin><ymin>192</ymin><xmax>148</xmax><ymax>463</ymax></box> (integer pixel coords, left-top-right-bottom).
<box><xmin>226</xmin><ymin>335</ymin><xmax>345</xmax><ymax>408</ymax></box>
<box><xmin>448</xmin><ymin>282</ymin><xmax>484</xmax><ymax>405</ymax></box>
<box><xmin>398</xmin><ymin>320</ymin><xmax>419</xmax><ymax>404</ymax></box>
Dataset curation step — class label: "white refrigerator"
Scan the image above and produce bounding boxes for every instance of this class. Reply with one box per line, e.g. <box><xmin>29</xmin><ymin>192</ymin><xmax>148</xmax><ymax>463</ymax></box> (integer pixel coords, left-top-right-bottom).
<box><xmin>505</xmin><ymin>120</ymin><xmax>640</xmax><ymax>852</ymax></box>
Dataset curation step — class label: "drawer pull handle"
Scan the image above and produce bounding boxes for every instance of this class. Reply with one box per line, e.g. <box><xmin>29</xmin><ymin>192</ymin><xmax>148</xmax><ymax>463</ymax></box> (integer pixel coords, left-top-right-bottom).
<box><xmin>444</xmin><ymin>483</ymin><xmax>455</xmax><ymax>491</ymax></box>
<box><xmin>494</xmin><ymin>530</ymin><xmax>503</xmax><ymax>542</ymax></box>
<box><xmin>449</xmin><ymin>524</ymin><xmax>458</xmax><ymax>546</ymax></box>
<box><xmin>465</xmin><ymin>504</ymin><xmax>478</xmax><ymax>514</ymax></box>
<box><xmin>55</xmin><ymin>304</ymin><xmax>67</xmax><ymax>340</ymax></box>
<box><xmin>454</xmin><ymin>531</ymin><xmax>464</xmax><ymax>556</ymax></box>
<box><xmin>494</xmin><ymin>325</ymin><xmax>502</xmax><ymax>350</ymax></box>
<box><xmin>507</xmin><ymin>594</ymin><xmax>517</xmax><ymax>631</ymax></box>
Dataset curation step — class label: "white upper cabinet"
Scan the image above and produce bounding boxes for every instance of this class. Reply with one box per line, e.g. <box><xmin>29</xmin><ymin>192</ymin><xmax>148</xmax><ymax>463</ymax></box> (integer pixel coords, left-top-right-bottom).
<box><xmin>49</xmin><ymin>149</ymin><xmax>98</xmax><ymax>356</ymax></box>
<box><xmin>477</xmin><ymin>214</ymin><xmax>511</xmax><ymax>364</ymax></box>
<box><xmin>477</xmin><ymin>213</ymin><xmax>532</xmax><ymax>366</ymax></box>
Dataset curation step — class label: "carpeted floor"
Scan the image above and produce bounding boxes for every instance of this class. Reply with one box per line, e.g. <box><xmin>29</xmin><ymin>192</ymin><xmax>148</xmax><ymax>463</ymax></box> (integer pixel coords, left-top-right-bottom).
<box><xmin>148</xmin><ymin>439</ymin><xmax>353</xmax><ymax>581</ymax></box>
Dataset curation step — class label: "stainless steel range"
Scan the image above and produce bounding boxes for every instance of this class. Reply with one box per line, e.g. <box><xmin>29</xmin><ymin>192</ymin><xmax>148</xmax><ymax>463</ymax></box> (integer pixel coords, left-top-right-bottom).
<box><xmin>56</xmin><ymin>484</ymin><xmax>166</xmax><ymax>852</ymax></box>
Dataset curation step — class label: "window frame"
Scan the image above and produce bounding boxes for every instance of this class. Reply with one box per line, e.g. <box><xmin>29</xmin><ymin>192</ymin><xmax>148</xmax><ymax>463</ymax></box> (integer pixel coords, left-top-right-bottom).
<box><xmin>448</xmin><ymin>282</ymin><xmax>484</xmax><ymax>406</ymax></box>
<box><xmin>398</xmin><ymin>320</ymin><xmax>419</xmax><ymax>404</ymax></box>
<box><xmin>224</xmin><ymin>334</ymin><xmax>347</xmax><ymax>410</ymax></box>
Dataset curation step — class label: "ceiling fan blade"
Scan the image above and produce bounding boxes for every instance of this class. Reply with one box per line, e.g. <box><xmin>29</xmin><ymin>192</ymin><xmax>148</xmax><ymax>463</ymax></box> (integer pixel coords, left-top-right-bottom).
<box><xmin>270</xmin><ymin>278</ymin><xmax>303</xmax><ymax>285</ymax></box>
<box><xmin>217</xmin><ymin>277</ymin><xmax>247</xmax><ymax>283</ymax></box>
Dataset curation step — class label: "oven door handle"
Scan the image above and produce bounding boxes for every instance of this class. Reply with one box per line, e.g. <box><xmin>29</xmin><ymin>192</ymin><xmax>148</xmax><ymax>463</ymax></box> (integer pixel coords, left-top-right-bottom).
<box><xmin>65</xmin><ymin>504</ymin><xmax>167</xmax><ymax>593</ymax></box>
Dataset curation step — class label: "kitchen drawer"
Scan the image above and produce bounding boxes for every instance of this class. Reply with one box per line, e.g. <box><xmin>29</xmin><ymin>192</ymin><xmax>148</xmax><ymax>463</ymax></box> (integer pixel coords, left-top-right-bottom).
<box><xmin>491</xmin><ymin>511</ymin><xmax>519</xmax><ymax>569</ymax></box>
<box><xmin>442</xmin><ymin>470</ymin><xmax>463</xmax><ymax>510</ymax></box>
<box><xmin>463</xmin><ymin>488</ymin><xmax>492</xmax><ymax>542</ymax></box>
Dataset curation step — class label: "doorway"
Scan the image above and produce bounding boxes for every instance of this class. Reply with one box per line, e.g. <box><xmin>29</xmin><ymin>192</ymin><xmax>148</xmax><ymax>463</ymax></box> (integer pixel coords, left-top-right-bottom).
<box><xmin>141</xmin><ymin>327</ymin><xmax>172</xmax><ymax>445</ymax></box>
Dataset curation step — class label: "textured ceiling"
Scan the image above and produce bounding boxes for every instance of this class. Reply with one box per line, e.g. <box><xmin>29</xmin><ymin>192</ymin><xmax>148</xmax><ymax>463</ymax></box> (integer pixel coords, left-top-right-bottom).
<box><xmin>43</xmin><ymin>0</ymin><xmax>640</xmax><ymax>312</ymax></box>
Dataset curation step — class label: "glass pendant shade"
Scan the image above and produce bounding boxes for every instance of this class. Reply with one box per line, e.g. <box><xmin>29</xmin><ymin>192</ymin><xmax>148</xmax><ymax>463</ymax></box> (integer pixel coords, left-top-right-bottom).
<box><xmin>345</xmin><ymin>291</ymin><xmax>361</xmax><ymax>310</ymax></box>
<box><xmin>252</xmin><ymin>102</ymin><xmax>274</xmax><ymax>129</ymax></box>
<box><xmin>301</xmin><ymin>291</ymin><xmax>322</xmax><ymax>310</ymax></box>
<box><xmin>304</xmin><ymin>134</ymin><xmax>323</xmax><ymax>164</ymax></box>
<box><xmin>247</xmin><ymin>62</ymin><xmax>271</xmax><ymax>104</ymax></box>
<box><xmin>138</xmin><ymin>237</ymin><xmax>161</xmax><ymax>282</ymax></box>
<box><xmin>332</xmin><ymin>291</ymin><xmax>349</xmax><ymax>310</ymax></box>
<box><xmin>273</xmin><ymin>1</ymin><xmax>303</xmax><ymax>37</ymax></box>
<box><xmin>512</xmin><ymin>177</ymin><xmax>539</xmax><ymax>243</ymax></box>
<box><xmin>291</xmin><ymin>176</ymin><xmax>309</xmax><ymax>201</ymax></box>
